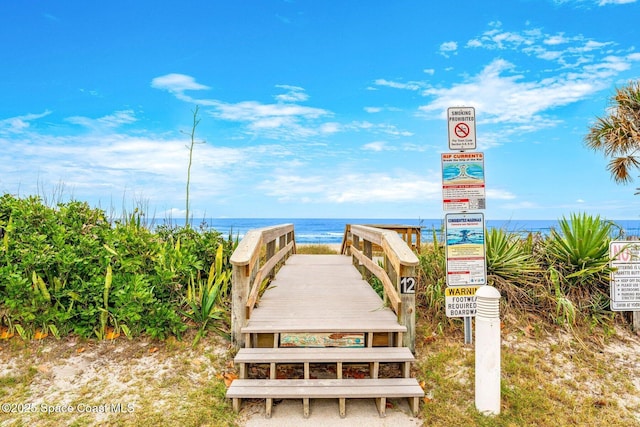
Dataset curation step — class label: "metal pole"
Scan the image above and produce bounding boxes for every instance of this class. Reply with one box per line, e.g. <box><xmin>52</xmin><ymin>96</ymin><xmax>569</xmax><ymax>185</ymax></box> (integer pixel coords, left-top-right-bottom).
<box><xmin>464</xmin><ymin>316</ymin><xmax>472</xmax><ymax>344</ymax></box>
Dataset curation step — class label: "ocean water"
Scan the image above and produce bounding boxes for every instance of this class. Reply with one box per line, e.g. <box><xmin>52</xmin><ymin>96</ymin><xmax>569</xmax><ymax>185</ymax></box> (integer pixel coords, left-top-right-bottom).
<box><xmin>176</xmin><ymin>218</ymin><xmax>640</xmax><ymax>245</ymax></box>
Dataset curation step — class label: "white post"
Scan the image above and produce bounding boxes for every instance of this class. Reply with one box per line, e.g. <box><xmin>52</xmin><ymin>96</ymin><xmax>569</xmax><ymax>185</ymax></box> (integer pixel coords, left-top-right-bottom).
<box><xmin>475</xmin><ymin>286</ymin><xmax>501</xmax><ymax>416</ymax></box>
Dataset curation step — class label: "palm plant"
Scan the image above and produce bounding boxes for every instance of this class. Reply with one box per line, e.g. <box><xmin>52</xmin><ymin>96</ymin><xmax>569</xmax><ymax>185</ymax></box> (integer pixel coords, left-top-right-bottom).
<box><xmin>584</xmin><ymin>80</ymin><xmax>640</xmax><ymax>187</ymax></box>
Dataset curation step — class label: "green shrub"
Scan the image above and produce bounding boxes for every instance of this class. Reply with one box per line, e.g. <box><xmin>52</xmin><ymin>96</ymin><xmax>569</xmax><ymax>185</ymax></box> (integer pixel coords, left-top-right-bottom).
<box><xmin>0</xmin><ymin>194</ymin><xmax>231</xmax><ymax>341</ymax></box>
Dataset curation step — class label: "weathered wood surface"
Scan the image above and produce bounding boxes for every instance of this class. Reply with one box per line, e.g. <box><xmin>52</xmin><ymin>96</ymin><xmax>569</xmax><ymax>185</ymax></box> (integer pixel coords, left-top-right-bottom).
<box><xmin>226</xmin><ymin>378</ymin><xmax>424</xmax><ymax>399</ymax></box>
<box><xmin>234</xmin><ymin>346</ymin><xmax>415</xmax><ymax>364</ymax></box>
<box><xmin>344</xmin><ymin>225</ymin><xmax>419</xmax><ymax>352</ymax></box>
<box><xmin>230</xmin><ymin>224</ymin><xmax>295</xmax><ymax>347</ymax></box>
<box><xmin>241</xmin><ymin>254</ymin><xmax>405</xmax><ymax>334</ymax></box>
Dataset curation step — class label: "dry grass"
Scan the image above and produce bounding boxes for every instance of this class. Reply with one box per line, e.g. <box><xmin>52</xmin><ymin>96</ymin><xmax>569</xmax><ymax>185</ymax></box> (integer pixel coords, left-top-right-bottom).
<box><xmin>416</xmin><ymin>316</ymin><xmax>640</xmax><ymax>427</ymax></box>
<box><xmin>1</xmin><ymin>316</ymin><xmax>639</xmax><ymax>426</ymax></box>
<box><xmin>0</xmin><ymin>332</ymin><xmax>240</xmax><ymax>427</ymax></box>
<box><xmin>295</xmin><ymin>244</ymin><xmax>340</xmax><ymax>255</ymax></box>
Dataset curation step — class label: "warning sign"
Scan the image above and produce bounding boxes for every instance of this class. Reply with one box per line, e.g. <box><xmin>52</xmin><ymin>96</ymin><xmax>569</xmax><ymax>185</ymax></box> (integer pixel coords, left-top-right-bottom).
<box><xmin>441</xmin><ymin>152</ymin><xmax>485</xmax><ymax>211</ymax></box>
<box><xmin>445</xmin><ymin>213</ymin><xmax>487</xmax><ymax>286</ymax></box>
<box><xmin>448</xmin><ymin>107</ymin><xmax>476</xmax><ymax>150</ymax></box>
<box><xmin>445</xmin><ymin>286</ymin><xmax>481</xmax><ymax>317</ymax></box>
<box><xmin>609</xmin><ymin>241</ymin><xmax>640</xmax><ymax>311</ymax></box>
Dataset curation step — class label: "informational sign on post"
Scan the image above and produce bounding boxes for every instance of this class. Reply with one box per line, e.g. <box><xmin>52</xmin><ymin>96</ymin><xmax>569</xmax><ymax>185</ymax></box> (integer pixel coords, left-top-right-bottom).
<box><xmin>441</xmin><ymin>152</ymin><xmax>485</xmax><ymax>211</ymax></box>
<box><xmin>448</xmin><ymin>107</ymin><xmax>476</xmax><ymax>151</ymax></box>
<box><xmin>445</xmin><ymin>285</ymin><xmax>481</xmax><ymax>317</ymax></box>
<box><xmin>445</xmin><ymin>213</ymin><xmax>487</xmax><ymax>287</ymax></box>
<box><xmin>609</xmin><ymin>241</ymin><xmax>640</xmax><ymax>311</ymax></box>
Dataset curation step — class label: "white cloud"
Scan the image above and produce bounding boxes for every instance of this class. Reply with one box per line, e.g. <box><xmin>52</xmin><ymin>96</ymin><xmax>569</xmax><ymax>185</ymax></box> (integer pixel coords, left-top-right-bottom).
<box><xmin>374</xmin><ymin>79</ymin><xmax>422</xmax><ymax>91</ymax></box>
<box><xmin>544</xmin><ymin>34</ymin><xmax>568</xmax><ymax>45</ymax></box>
<box><xmin>151</xmin><ymin>73</ymin><xmax>210</xmax><ymax>94</ymax></box>
<box><xmin>439</xmin><ymin>41</ymin><xmax>458</xmax><ymax>57</ymax></box>
<box><xmin>319</xmin><ymin>122</ymin><xmax>341</xmax><ymax>134</ymax></box>
<box><xmin>0</xmin><ymin>111</ymin><xmax>51</xmax><ymax>134</ymax></box>
<box><xmin>389</xmin><ymin>23</ymin><xmax>640</xmax><ymax>142</ymax></box>
<box><xmin>362</xmin><ymin>141</ymin><xmax>389</xmax><ymax>152</ymax></box>
<box><xmin>598</xmin><ymin>0</ymin><xmax>637</xmax><ymax>4</ymax></box>
<box><xmin>66</xmin><ymin>110</ymin><xmax>137</xmax><ymax>129</ymax></box>
<box><xmin>259</xmin><ymin>172</ymin><xmax>441</xmax><ymax>204</ymax></box>
<box><xmin>487</xmin><ymin>189</ymin><xmax>517</xmax><ymax>200</ymax></box>
<box><xmin>212</xmin><ymin>101</ymin><xmax>328</xmax><ymax>122</ymax></box>
<box><xmin>0</xmin><ymin>116</ymin><xmax>249</xmax><ymax>211</ymax></box>
<box><xmin>275</xmin><ymin>85</ymin><xmax>309</xmax><ymax>102</ymax></box>
<box><xmin>364</xmin><ymin>107</ymin><xmax>383</xmax><ymax>113</ymax></box>
<box><xmin>419</xmin><ymin>57</ymin><xmax>604</xmax><ymax>125</ymax></box>
<box><xmin>151</xmin><ymin>75</ymin><xmax>340</xmax><ymax>141</ymax></box>
<box><xmin>348</xmin><ymin>121</ymin><xmax>414</xmax><ymax>137</ymax></box>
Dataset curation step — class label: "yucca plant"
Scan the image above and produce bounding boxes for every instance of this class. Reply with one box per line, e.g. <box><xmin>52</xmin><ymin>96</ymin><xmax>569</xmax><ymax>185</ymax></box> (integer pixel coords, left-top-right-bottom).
<box><xmin>485</xmin><ymin>228</ymin><xmax>542</xmax><ymax>313</ymax></box>
<box><xmin>544</xmin><ymin>213</ymin><xmax>619</xmax><ymax>291</ymax></box>
<box><xmin>542</xmin><ymin>213</ymin><xmax>621</xmax><ymax>323</ymax></box>
<box><xmin>417</xmin><ymin>227</ymin><xmax>447</xmax><ymax>324</ymax></box>
<box><xmin>182</xmin><ymin>244</ymin><xmax>230</xmax><ymax>346</ymax></box>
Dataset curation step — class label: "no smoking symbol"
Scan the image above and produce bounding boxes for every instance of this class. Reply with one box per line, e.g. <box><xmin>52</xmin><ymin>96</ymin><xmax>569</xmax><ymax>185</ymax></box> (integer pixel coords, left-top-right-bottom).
<box><xmin>454</xmin><ymin>123</ymin><xmax>470</xmax><ymax>138</ymax></box>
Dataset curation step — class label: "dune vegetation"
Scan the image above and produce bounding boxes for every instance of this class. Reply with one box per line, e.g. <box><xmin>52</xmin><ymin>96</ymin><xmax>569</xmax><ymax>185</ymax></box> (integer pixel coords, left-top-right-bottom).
<box><xmin>1</xmin><ymin>194</ymin><xmax>639</xmax><ymax>426</ymax></box>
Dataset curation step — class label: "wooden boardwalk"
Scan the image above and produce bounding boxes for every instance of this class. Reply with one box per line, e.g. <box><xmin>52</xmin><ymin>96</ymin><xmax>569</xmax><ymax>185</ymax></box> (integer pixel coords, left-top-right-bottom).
<box><xmin>242</xmin><ymin>254</ymin><xmax>405</xmax><ymax>336</ymax></box>
<box><xmin>228</xmin><ymin>225</ymin><xmax>423</xmax><ymax>418</ymax></box>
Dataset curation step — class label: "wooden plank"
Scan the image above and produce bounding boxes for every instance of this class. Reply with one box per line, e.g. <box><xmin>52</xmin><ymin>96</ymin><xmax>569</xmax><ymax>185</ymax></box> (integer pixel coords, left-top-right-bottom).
<box><xmin>246</xmin><ymin>240</ymin><xmax>295</xmax><ymax>318</ymax></box>
<box><xmin>243</xmin><ymin>254</ymin><xmax>405</xmax><ymax>335</ymax></box>
<box><xmin>234</xmin><ymin>347</ymin><xmax>415</xmax><ymax>364</ymax></box>
<box><xmin>242</xmin><ymin>322</ymin><xmax>405</xmax><ymax>334</ymax></box>
<box><xmin>226</xmin><ymin>378</ymin><xmax>424</xmax><ymax>399</ymax></box>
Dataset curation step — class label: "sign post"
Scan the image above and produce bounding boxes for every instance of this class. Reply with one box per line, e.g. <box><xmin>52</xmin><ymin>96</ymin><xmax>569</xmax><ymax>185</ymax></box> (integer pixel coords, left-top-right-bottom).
<box><xmin>442</xmin><ymin>106</ymin><xmax>486</xmax><ymax>345</ymax></box>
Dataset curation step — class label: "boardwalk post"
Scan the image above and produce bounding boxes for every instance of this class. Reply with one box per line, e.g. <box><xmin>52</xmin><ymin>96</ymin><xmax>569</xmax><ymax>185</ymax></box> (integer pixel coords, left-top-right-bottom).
<box><xmin>398</xmin><ymin>263</ymin><xmax>417</xmax><ymax>352</ymax></box>
<box><xmin>231</xmin><ymin>261</ymin><xmax>251</xmax><ymax>348</ymax></box>
<box><xmin>363</xmin><ymin>240</ymin><xmax>373</xmax><ymax>281</ymax></box>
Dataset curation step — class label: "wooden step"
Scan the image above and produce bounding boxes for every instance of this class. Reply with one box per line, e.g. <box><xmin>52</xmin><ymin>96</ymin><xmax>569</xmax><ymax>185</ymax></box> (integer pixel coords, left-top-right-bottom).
<box><xmin>235</xmin><ymin>346</ymin><xmax>415</xmax><ymax>364</ymax></box>
<box><xmin>235</xmin><ymin>346</ymin><xmax>414</xmax><ymax>380</ymax></box>
<box><xmin>227</xmin><ymin>378</ymin><xmax>423</xmax><ymax>418</ymax></box>
<box><xmin>241</xmin><ymin>319</ymin><xmax>407</xmax><ymax>333</ymax></box>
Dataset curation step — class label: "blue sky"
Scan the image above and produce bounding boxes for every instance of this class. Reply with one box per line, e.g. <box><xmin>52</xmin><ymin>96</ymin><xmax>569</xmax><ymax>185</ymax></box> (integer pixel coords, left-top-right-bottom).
<box><xmin>2</xmin><ymin>0</ymin><xmax>640</xmax><ymax>220</ymax></box>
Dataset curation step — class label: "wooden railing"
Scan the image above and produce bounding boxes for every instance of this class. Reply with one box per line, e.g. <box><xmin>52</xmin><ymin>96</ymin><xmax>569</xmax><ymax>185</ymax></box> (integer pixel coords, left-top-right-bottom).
<box><xmin>342</xmin><ymin>224</ymin><xmax>420</xmax><ymax>351</ymax></box>
<box><xmin>230</xmin><ymin>224</ymin><xmax>296</xmax><ymax>347</ymax></box>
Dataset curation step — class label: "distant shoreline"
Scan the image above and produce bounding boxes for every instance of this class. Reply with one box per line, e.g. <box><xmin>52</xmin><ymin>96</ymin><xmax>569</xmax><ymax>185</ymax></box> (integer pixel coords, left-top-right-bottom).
<box><xmin>297</xmin><ymin>242</ymin><xmax>342</xmax><ymax>252</ymax></box>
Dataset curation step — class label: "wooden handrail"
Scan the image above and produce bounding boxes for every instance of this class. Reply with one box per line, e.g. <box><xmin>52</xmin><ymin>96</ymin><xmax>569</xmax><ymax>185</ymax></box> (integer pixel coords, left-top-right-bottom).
<box><xmin>350</xmin><ymin>245</ymin><xmax>402</xmax><ymax>315</ymax></box>
<box><xmin>230</xmin><ymin>224</ymin><xmax>296</xmax><ymax>347</ymax></box>
<box><xmin>245</xmin><ymin>240</ymin><xmax>295</xmax><ymax>319</ymax></box>
<box><xmin>343</xmin><ymin>224</ymin><xmax>419</xmax><ymax>351</ymax></box>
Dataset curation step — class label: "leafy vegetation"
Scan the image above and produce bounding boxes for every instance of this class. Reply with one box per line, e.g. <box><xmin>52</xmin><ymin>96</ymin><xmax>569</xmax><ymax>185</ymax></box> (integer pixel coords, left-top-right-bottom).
<box><xmin>0</xmin><ymin>194</ymin><xmax>235</xmax><ymax>343</ymax></box>
<box><xmin>0</xmin><ymin>199</ymin><xmax>639</xmax><ymax>425</ymax></box>
<box><xmin>585</xmin><ymin>79</ymin><xmax>640</xmax><ymax>187</ymax></box>
<box><xmin>417</xmin><ymin>212</ymin><xmax>629</xmax><ymax>329</ymax></box>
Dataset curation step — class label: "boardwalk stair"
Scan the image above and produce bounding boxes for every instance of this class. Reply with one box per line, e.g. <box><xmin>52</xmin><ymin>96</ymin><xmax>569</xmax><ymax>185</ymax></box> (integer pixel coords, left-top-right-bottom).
<box><xmin>227</xmin><ymin>224</ymin><xmax>423</xmax><ymax>418</ymax></box>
